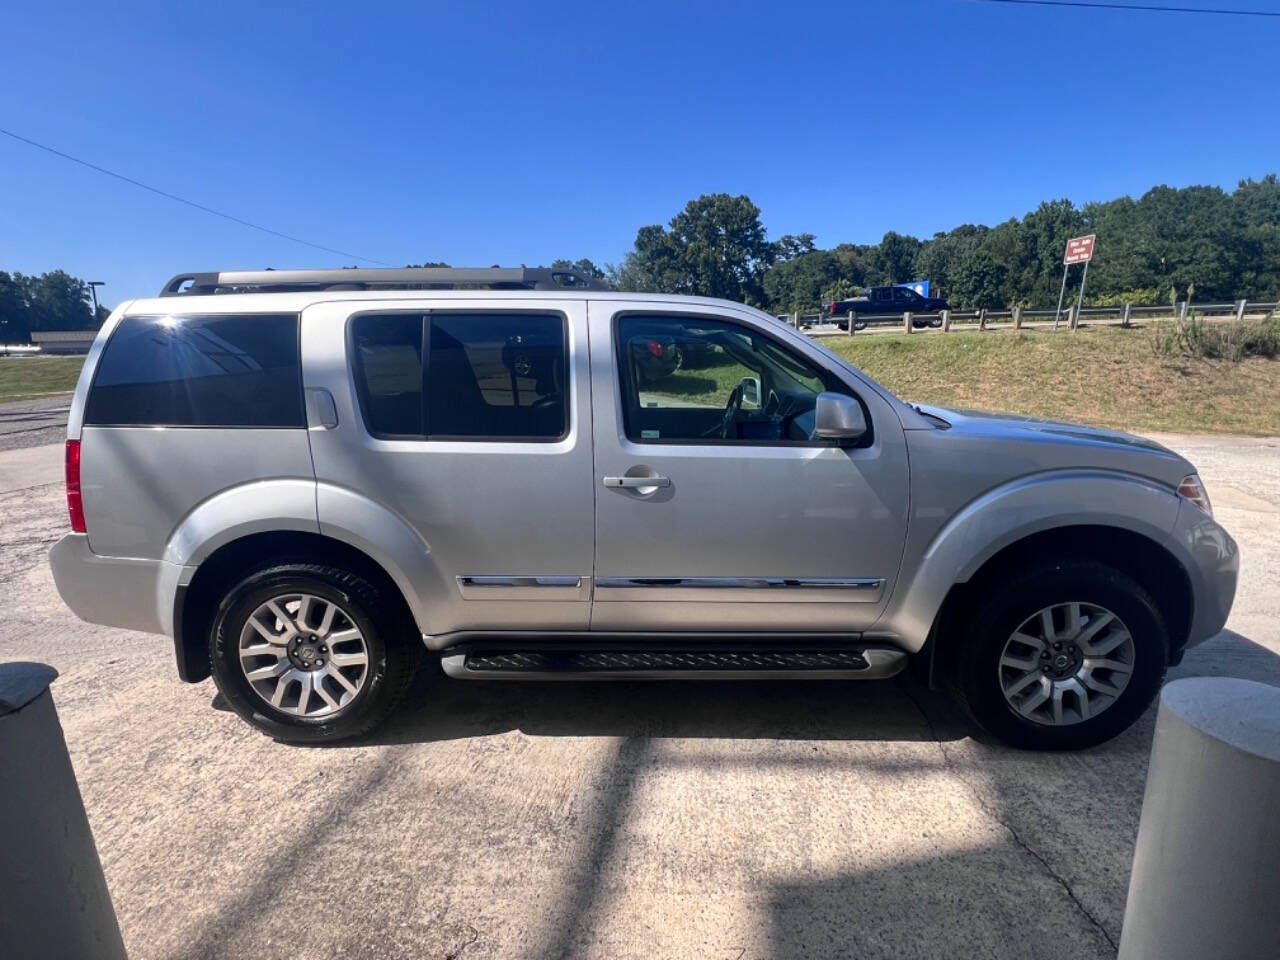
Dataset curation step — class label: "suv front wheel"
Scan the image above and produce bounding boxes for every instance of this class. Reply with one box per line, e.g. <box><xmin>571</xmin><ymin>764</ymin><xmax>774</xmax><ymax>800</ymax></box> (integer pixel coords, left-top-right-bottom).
<box><xmin>957</xmin><ymin>558</ymin><xmax>1169</xmax><ymax>750</ymax></box>
<box><xmin>210</xmin><ymin>563</ymin><xmax>417</xmax><ymax>743</ymax></box>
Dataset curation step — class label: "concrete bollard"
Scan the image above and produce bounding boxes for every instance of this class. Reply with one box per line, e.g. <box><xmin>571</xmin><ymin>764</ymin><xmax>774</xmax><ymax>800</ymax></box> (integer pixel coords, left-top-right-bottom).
<box><xmin>1122</xmin><ymin>303</ymin><xmax>1132</xmax><ymax>328</ymax></box>
<box><xmin>0</xmin><ymin>663</ymin><xmax>127</xmax><ymax>960</ymax></box>
<box><xmin>1012</xmin><ymin>306</ymin><xmax>1022</xmax><ymax>330</ymax></box>
<box><xmin>903</xmin><ymin>311</ymin><xmax>913</xmax><ymax>334</ymax></box>
<box><xmin>1118</xmin><ymin>677</ymin><xmax>1280</xmax><ymax>960</ymax></box>
<box><xmin>847</xmin><ymin>310</ymin><xmax>855</xmax><ymax>337</ymax></box>
<box><xmin>941</xmin><ymin>309</ymin><xmax>951</xmax><ymax>332</ymax></box>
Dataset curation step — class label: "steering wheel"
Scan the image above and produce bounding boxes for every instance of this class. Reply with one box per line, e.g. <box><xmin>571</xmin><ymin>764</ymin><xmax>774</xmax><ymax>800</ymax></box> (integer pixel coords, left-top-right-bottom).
<box><xmin>703</xmin><ymin>384</ymin><xmax>743</xmax><ymax>439</ymax></box>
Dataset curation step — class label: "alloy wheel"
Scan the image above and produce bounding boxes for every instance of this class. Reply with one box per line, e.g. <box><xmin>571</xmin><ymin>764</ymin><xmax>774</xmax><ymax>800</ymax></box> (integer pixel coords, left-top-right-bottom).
<box><xmin>238</xmin><ymin>593</ymin><xmax>370</xmax><ymax>718</ymax></box>
<box><xmin>997</xmin><ymin>601</ymin><xmax>1135</xmax><ymax>726</ymax></box>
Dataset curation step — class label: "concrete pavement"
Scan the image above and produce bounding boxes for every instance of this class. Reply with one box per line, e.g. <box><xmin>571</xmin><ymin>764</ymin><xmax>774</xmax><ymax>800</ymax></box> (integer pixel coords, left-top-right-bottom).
<box><xmin>0</xmin><ymin>433</ymin><xmax>1276</xmax><ymax>959</ymax></box>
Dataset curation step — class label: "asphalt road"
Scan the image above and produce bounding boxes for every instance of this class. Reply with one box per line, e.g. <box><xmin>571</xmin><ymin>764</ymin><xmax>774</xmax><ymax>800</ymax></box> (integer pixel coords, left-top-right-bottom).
<box><xmin>1</xmin><ymin>432</ymin><xmax>1277</xmax><ymax>960</ymax></box>
<box><xmin>0</xmin><ymin>393</ymin><xmax>71</xmax><ymax>453</ymax></box>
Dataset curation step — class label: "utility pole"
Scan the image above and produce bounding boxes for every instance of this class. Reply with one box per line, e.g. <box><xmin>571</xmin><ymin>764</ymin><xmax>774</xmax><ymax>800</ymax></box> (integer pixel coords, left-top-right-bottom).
<box><xmin>87</xmin><ymin>282</ymin><xmax>105</xmax><ymax>324</ymax></box>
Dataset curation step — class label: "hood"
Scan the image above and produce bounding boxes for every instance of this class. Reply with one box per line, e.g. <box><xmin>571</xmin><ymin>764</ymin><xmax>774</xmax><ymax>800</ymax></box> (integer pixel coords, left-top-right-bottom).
<box><xmin>912</xmin><ymin>403</ymin><xmax>1194</xmax><ymax>487</ymax></box>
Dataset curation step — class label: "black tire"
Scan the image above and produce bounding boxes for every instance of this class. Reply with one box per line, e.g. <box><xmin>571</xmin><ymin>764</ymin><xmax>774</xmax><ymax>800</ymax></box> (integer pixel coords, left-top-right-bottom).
<box><xmin>210</xmin><ymin>563</ymin><xmax>417</xmax><ymax>743</ymax></box>
<box><xmin>853</xmin><ymin>318</ymin><xmax>868</xmax><ymax>331</ymax></box>
<box><xmin>956</xmin><ymin>558</ymin><xmax>1168</xmax><ymax>750</ymax></box>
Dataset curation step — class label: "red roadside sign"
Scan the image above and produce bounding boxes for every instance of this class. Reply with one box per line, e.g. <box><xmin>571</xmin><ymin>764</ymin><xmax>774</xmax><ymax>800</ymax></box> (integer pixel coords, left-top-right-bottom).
<box><xmin>1064</xmin><ymin>234</ymin><xmax>1096</xmax><ymax>265</ymax></box>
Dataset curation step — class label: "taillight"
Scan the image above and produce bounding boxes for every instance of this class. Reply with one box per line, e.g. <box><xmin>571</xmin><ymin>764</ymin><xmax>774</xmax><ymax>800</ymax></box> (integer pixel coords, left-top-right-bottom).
<box><xmin>1177</xmin><ymin>473</ymin><xmax>1212</xmax><ymax>518</ymax></box>
<box><xmin>65</xmin><ymin>439</ymin><xmax>85</xmax><ymax>532</ymax></box>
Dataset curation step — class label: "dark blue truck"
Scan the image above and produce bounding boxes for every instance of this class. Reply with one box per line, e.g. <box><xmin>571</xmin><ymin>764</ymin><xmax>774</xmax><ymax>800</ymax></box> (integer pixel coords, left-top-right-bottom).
<box><xmin>828</xmin><ymin>285</ymin><xmax>950</xmax><ymax>329</ymax></box>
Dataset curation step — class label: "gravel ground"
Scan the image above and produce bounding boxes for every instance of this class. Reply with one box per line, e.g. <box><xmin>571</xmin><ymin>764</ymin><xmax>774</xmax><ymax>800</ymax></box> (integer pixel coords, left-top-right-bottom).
<box><xmin>0</xmin><ymin>434</ymin><xmax>1276</xmax><ymax>960</ymax></box>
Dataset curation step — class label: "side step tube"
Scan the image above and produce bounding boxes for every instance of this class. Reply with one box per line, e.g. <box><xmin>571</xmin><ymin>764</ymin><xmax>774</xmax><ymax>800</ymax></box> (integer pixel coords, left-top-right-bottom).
<box><xmin>440</xmin><ymin>647</ymin><xmax>908</xmax><ymax>681</ymax></box>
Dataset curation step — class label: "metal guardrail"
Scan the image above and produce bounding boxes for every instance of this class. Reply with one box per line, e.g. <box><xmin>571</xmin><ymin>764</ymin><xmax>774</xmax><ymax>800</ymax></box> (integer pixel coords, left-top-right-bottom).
<box><xmin>779</xmin><ymin>299</ymin><xmax>1279</xmax><ymax>336</ymax></box>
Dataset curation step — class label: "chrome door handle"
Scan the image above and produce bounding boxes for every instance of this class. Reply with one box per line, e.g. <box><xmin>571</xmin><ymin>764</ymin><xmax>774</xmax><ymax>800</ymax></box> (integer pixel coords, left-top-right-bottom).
<box><xmin>603</xmin><ymin>476</ymin><xmax>671</xmax><ymax>488</ymax></box>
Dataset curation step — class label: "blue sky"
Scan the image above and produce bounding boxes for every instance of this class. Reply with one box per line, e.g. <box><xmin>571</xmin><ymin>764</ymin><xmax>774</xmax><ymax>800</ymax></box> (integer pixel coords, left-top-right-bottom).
<box><xmin>2</xmin><ymin>0</ymin><xmax>1276</xmax><ymax>306</ymax></box>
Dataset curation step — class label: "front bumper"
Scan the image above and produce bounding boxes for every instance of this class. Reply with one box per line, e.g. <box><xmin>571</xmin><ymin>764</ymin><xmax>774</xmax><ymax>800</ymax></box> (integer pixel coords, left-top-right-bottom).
<box><xmin>1172</xmin><ymin>502</ymin><xmax>1239</xmax><ymax>649</ymax></box>
<box><xmin>48</xmin><ymin>534</ymin><xmax>181</xmax><ymax>636</ymax></box>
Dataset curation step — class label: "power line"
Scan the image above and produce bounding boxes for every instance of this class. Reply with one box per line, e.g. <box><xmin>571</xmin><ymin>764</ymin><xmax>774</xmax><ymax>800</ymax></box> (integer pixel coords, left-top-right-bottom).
<box><xmin>977</xmin><ymin>0</ymin><xmax>1280</xmax><ymax>16</ymax></box>
<box><xmin>0</xmin><ymin>127</ymin><xmax>392</xmax><ymax>266</ymax></box>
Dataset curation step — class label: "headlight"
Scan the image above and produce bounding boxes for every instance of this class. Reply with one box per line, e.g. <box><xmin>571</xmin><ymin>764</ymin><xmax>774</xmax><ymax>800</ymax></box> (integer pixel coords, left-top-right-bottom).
<box><xmin>1177</xmin><ymin>473</ymin><xmax>1213</xmax><ymax>517</ymax></box>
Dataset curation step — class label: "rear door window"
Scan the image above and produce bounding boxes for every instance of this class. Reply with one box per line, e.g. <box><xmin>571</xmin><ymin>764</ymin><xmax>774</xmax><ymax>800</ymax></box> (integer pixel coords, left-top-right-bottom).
<box><xmin>350</xmin><ymin>313</ymin><xmax>424</xmax><ymax>437</ymax></box>
<box><xmin>349</xmin><ymin>312</ymin><xmax>569</xmax><ymax>441</ymax></box>
<box><xmin>85</xmin><ymin>314</ymin><xmax>303</xmax><ymax>427</ymax></box>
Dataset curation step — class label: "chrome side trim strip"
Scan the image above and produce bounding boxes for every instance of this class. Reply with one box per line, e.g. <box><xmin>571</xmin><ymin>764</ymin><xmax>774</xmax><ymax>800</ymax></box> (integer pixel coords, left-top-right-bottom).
<box><xmin>458</xmin><ymin>576</ymin><xmax>582</xmax><ymax>588</ymax></box>
<box><xmin>591</xmin><ymin>576</ymin><xmax>887</xmax><ymax>604</ymax></box>
<box><xmin>594</xmin><ymin>577</ymin><xmax>884</xmax><ymax>590</ymax></box>
<box><xmin>455</xmin><ymin>575</ymin><xmax>589</xmax><ymax>601</ymax></box>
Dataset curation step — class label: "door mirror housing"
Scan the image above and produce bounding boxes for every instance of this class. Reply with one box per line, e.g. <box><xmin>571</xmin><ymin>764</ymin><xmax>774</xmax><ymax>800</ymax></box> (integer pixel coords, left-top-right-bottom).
<box><xmin>738</xmin><ymin>376</ymin><xmax>762</xmax><ymax>410</ymax></box>
<box><xmin>814</xmin><ymin>392</ymin><xmax>867</xmax><ymax>443</ymax></box>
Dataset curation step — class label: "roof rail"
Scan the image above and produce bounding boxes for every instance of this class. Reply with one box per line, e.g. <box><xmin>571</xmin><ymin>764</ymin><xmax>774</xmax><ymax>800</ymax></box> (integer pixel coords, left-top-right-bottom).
<box><xmin>159</xmin><ymin>267</ymin><xmax>608</xmax><ymax>297</ymax></box>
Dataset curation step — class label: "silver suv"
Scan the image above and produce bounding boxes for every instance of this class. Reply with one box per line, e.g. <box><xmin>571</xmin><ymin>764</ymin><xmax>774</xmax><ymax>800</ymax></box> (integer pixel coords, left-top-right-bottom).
<box><xmin>50</xmin><ymin>267</ymin><xmax>1238</xmax><ymax>749</ymax></box>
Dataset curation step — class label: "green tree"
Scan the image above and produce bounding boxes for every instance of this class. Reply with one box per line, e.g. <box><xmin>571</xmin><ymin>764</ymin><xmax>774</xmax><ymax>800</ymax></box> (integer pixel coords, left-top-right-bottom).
<box><xmin>949</xmin><ymin>247</ymin><xmax>1009</xmax><ymax>309</ymax></box>
<box><xmin>773</xmin><ymin>233</ymin><xmax>817</xmax><ymax>262</ymax></box>
<box><xmin>26</xmin><ymin>271</ymin><xmax>94</xmax><ymax>333</ymax></box>
<box><xmin>869</xmin><ymin>231</ymin><xmax>920</xmax><ymax>284</ymax></box>
<box><xmin>1016</xmin><ymin>200</ymin><xmax>1086</xmax><ymax>302</ymax></box>
<box><xmin>0</xmin><ymin>271</ymin><xmax>28</xmax><ymax>342</ymax></box>
<box><xmin>614</xmin><ymin>194</ymin><xmax>775</xmax><ymax>305</ymax></box>
<box><xmin>830</xmin><ymin>243</ymin><xmax>873</xmax><ymax>291</ymax></box>
<box><xmin>0</xmin><ymin>270</ymin><xmax>109</xmax><ymax>341</ymax></box>
<box><xmin>914</xmin><ymin>226</ymin><xmax>983</xmax><ymax>301</ymax></box>
<box><xmin>762</xmin><ymin>250</ymin><xmax>841</xmax><ymax>312</ymax></box>
<box><xmin>550</xmin><ymin>258</ymin><xmax>612</xmax><ymax>286</ymax></box>
<box><xmin>1234</xmin><ymin>175</ymin><xmax>1280</xmax><ymax>297</ymax></box>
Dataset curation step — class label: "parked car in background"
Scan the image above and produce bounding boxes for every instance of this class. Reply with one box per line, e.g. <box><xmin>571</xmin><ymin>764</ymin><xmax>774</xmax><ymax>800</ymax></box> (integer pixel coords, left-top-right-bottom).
<box><xmin>829</xmin><ymin>285</ymin><xmax>950</xmax><ymax>328</ymax></box>
<box><xmin>51</xmin><ymin>266</ymin><xmax>1237</xmax><ymax>750</ymax></box>
<box><xmin>630</xmin><ymin>334</ymin><xmax>684</xmax><ymax>383</ymax></box>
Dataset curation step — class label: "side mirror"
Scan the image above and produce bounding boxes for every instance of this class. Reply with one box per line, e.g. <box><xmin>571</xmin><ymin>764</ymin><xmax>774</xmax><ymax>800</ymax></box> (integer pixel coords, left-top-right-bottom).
<box><xmin>814</xmin><ymin>392</ymin><xmax>867</xmax><ymax>442</ymax></box>
<box><xmin>739</xmin><ymin>376</ymin><xmax>762</xmax><ymax>410</ymax></box>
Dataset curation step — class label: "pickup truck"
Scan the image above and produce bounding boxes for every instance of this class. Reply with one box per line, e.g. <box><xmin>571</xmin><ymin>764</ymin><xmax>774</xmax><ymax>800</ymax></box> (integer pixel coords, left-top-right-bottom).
<box><xmin>829</xmin><ymin>286</ymin><xmax>951</xmax><ymax>329</ymax></box>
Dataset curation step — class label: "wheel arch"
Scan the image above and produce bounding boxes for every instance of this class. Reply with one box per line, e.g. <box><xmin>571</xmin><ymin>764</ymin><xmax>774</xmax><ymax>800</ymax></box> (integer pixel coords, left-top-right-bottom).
<box><xmin>173</xmin><ymin>531</ymin><xmax>420</xmax><ymax>683</ymax></box>
<box><xmin>924</xmin><ymin>524</ymin><xmax>1194</xmax><ymax>690</ymax></box>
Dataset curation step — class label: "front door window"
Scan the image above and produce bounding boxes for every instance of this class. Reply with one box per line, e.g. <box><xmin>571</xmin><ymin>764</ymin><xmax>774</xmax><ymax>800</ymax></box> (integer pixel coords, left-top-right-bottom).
<box><xmin>615</xmin><ymin>314</ymin><xmax>852</xmax><ymax>445</ymax></box>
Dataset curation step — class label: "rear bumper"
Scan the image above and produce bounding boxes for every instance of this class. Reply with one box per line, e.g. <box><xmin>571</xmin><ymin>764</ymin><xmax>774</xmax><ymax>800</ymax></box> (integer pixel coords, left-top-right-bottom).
<box><xmin>48</xmin><ymin>534</ymin><xmax>184</xmax><ymax>636</ymax></box>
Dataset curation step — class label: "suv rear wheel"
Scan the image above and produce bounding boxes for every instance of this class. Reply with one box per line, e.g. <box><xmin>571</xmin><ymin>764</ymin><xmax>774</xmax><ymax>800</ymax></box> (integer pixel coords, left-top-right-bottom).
<box><xmin>210</xmin><ymin>563</ymin><xmax>417</xmax><ymax>743</ymax></box>
<box><xmin>957</xmin><ymin>558</ymin><xmax>1168</xmax><ymax>750</ymax></box>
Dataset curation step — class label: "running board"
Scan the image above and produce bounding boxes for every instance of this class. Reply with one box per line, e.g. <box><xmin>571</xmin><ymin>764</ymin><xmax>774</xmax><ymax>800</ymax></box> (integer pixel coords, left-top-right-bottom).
<box><xmin>440</xmin><ymin>647</ymin><xmax>907</xmax><ymax>681</ymax></box>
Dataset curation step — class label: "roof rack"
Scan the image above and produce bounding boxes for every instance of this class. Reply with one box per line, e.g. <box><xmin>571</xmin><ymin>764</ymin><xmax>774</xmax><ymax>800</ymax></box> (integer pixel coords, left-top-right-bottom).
<box><xmin>159</xmin><ymin>266</ymin><xmax>608</xmax><ymax>297</ymax></box>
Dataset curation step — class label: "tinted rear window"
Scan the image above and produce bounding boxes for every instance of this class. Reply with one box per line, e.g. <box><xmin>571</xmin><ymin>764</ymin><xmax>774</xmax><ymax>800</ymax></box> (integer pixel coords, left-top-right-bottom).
<box><xmin>427</xmin><ymin>313</ymin><xmax>567</xmax><ymax>439</ymax></box>
<box><xmin>349</xmin><ymin>312</ymin><xmax>568</xmax><ymax>441</ymax></box>
<box><xmin>350</xmin><ymin>313</ymin><xmax>424</xmax><ymax>437</ymax></box>
<box><xmin>85</xmin><ymin>314</ymin><xmax>304</xmax><ymax>427</ymax></box>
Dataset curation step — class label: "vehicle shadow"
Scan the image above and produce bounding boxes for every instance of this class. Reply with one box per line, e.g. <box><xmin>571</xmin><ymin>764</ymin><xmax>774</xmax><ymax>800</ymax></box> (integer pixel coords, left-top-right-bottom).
<box><xmin>340</xmin><ymin>671</ymin><xmax>976</xmax><ymax>748</ymax></box>
<box><xmin>235</xmin><ymin>628</ymin><xmax>1278</xmax><ymax>752</ymax></box>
